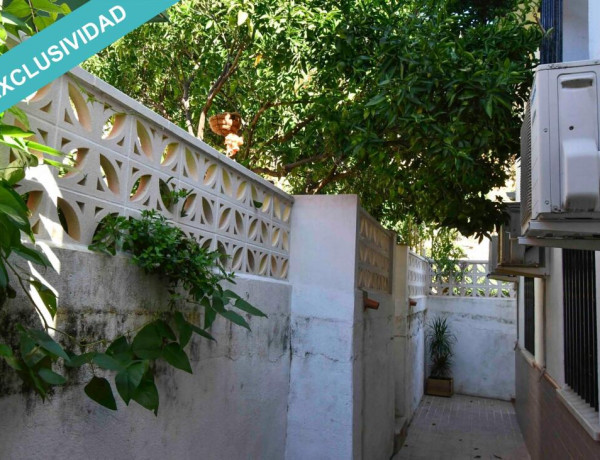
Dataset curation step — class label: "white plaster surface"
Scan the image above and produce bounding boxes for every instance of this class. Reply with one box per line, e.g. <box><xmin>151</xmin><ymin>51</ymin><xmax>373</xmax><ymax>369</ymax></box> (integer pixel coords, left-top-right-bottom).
<box><xmin>0</xmin><ymin>248</ymin><xmax>291</xmax><ymax>460</ymax></box>
<box><xmin>286</xmin><ymin>195</ymin><xmax>361</xmax><ymax>460</ymax></box>
<box><xmin>286</xmin><ymin>195</ymin><xmax>396</xmax><ymax>460</ymax></box>
<box><xmin>427</xmin><ymin>296</ymin><xmax>517</xmax><ymax>401</ymax></box>
<box><xmin>563</xmin><ymin>0</ymin><xmax>589</xmax><ymax>62</ymax></box>
<box><xmin>361</xmin><ymin>290</ymin><xmax>395</xmax><ymax>460</ymax></box>
<box><xmin>405</xmin><ymin>299</ymin><xmax>427</xmax><ymax>418</ymax></box>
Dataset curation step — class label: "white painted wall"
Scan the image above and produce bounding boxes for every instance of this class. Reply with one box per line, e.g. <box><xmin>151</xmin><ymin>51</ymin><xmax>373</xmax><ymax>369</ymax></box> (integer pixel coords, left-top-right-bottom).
<box><xmin>361</xmin><ymin>290</ymin><xmax>395</xmax><ymax>460</ymax></box>
<box><xmin>427</xmin><ymin>296</ymin><xmax>517</xmax><ymax>401</ymax></box>
<box><xmin>286</xmin><ymin>195</ymin><xmax>361</xmax><ymax>460</ymax></box>
<box><xmin>0</xmin><ymin>248</ymin><xmax>292</xmax><ymax>460</ymax></box>
<box><xmin>286</xmin><ymin>195</ymin><xmax>396</xmax><ymax>460</ymax></box>
<box><xmin>404</xmin><ymin>298</ymin><xmax>427</xmax><ymax>416</ymax></box>
<box><xmin>563</xmin><ymin>0</ymin><xmax>589</xmax><ymax>62</ymax></box>
<box><xmin>392</xmin><ymin>247</ymin><xmax>427</xmax><ymax>425</ymax></box>
<box><xmin>590</xmin><ymin>0</ymin><xmax>600</xmax><ymax>59</ymax></box>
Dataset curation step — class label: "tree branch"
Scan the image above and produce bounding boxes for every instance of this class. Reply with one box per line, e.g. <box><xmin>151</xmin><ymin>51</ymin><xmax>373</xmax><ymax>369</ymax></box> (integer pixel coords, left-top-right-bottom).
<box><xmin>242</xmin><ymin>100</ymin><xmax>315</xmax><ymax>159</ymax></box>
<box><xmin>263</xmin><ymin>115</ymin><xmax>316</xmax><ymax>147</ymax></box>
<box><xmin>181</xmin><ymin>79</ymin><xmax>195</xmax><ymax>135</ymax></box>
<box><xmin>250</xmin><ymin>153</ymin><xmax>329</xmax><ymax>178</ymax></box>
<box><xmin>310</xmin><ymin>163</ymin><xmax>362</xmax><ymax>194</ymax></box>
<box><xmin>197</xmin><ymin>44</ymin><xmax>245</xmax><ymax>139</ymax></box>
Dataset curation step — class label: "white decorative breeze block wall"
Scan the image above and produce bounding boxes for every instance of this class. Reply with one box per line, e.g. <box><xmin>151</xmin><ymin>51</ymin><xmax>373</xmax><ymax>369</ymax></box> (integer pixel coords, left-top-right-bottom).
<box><xmin>357</xmin><ymin>209</ymin><xmax>394</xmax><ymax>293</ymax></box>
<box><xmin>430</xmin><ymin>261</ymin><xmax>516</xmax><ymax>299</ymax></box>
<box><xmin>407</xmin><ymin>252</ymin><xmax>430</xmax><ymax>298</ymax></box>
<box><xmin>10</xmin><ymin>68</ymin><xmax>292</xmax><ymax>280</ymax></box>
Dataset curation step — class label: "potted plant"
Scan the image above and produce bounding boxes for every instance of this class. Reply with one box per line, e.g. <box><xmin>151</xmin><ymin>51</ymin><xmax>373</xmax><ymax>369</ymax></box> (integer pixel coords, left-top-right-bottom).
<box><xmin>425</xmin><ymin>317</ymin><xmax>456</xmax><ymax>397</ymax></box>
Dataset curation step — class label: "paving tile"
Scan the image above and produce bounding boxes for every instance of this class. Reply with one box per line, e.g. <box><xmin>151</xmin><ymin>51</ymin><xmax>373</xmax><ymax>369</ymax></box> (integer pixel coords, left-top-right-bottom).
<box><xmin>393</xmin><ymin>395</ymin><xmax>530</xmax><ymax>460</ymax></box>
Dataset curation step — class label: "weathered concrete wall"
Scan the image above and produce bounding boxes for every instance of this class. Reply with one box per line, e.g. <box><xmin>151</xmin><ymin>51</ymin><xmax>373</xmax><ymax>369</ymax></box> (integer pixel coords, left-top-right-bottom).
<box><xmin>392</xmin><ymin>247</ymin><xmax>428</xmax><ymax>431</ymax></box>
<box><xmin>285</xmin><ymin>195</ymin><xmax>360</xmax><ymax>460</ymax></box>
<box><xmin>0</xmin><ymin>247</ymin><xmax>291</xmax><ymax>460</ymax></box>
<box><xmin>427</xmin><ymin>296</ymin><xmax>517</xmax><ymax>401</ymax></box>
<box><xmin>404</xmin><ymin>298</ymin><xmax>427</xmax><ymax>417</ymax></box>
<box><xmin>286</xmin><ymin>195</ymin><xmax>395</xmax><ymax>460</ymax></box>
<box><xmin>361</xmin><ymin>289</ymin><xmax>395</xmax><ymax>460</ymax></box>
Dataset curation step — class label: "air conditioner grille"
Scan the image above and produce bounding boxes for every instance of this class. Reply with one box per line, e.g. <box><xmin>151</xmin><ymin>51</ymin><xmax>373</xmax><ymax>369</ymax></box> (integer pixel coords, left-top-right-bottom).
<box><xmin>521</xmin><ymin>105</ymin><xmax>532</xmax><ymax>228</ymax></box>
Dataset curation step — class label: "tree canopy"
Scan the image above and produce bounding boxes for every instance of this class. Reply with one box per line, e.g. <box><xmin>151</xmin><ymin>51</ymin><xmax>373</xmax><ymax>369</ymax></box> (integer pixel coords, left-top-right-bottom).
<box><xmin>85</xmin><ymin>0</ymin><xmax>542</xmax><ymax>238</ymax></box>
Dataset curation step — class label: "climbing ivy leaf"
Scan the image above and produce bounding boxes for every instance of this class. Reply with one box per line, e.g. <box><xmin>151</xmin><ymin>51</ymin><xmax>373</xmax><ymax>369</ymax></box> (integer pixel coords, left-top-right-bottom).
<box><xmin>132</xmin><ymin>371</ymin><xmax>159</xmax><ymax>415</ymax></box>
<box><xmin>162</xmin><ymin>342</ymin><xmax>192</xmax><ymax>374</ymax></box>
<box><xmin>115</xmin><ymin>361</ymin><xmax>147</xmax><ymax>404</ymax></box>
<box><xmin>85</xmin><ymin>376</ymin><xmax>117</xmax><ymax>411</ymax></box>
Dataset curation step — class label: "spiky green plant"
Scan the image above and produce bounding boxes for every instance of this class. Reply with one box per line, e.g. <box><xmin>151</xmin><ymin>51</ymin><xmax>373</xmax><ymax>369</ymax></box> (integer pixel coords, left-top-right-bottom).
<box><xmin>427</xmin><ymin>317</ymin><xmax>456</xmax><ymax>378</ymax></box>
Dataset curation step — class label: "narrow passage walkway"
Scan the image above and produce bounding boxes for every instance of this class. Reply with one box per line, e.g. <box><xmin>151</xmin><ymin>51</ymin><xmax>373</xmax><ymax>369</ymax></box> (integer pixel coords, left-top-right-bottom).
<box><xmin>394</xmin><ymin>395</ymin><xmax>529</xmax><ymax>460</ymax></box>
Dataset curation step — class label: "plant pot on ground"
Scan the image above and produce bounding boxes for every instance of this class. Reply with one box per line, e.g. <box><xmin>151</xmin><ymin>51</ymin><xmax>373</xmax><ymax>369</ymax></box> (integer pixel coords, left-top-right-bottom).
<box><xmin>425</xmin><ymin>316</ymin><xmax>456</xmax><ymax>397</ymax></box>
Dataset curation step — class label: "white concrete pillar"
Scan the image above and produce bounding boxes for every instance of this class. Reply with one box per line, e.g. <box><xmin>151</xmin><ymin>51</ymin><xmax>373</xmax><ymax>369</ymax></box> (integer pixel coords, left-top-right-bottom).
<box><xmin>392</xmin><ymin>246</ymin><xmax>409</xmax><ymax>419</ymax></box>
<box><xmin>285</xmin><ymin>195</ymin><xmax>363</xmax><ymax>460</ymax></box>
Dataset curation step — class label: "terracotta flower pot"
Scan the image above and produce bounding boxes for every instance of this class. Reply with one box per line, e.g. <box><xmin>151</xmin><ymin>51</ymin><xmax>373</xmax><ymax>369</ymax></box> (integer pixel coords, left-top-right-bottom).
<box><xmin>209</xmin><ymin>112</ymin><xmax>242</xmax><ymax>136</ymax></box>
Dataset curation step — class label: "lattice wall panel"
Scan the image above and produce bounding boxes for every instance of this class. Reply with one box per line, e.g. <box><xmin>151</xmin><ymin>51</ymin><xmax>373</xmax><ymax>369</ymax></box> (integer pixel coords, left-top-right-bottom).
<box><xmin>430</xmin><ymin>261</ymin><xmax>516</xmax><ymax>299</ymax></box>
<box><xmin>408</xmin><ymin>252</ymin><xmax>431</xmax><ymax>298</ymax></box>
<box><xmin>357</xmin><ymin>209</ymin><xmax>394</xmax><ymax>293</ymax></box>
<box><xmin>11</xmin><ymin>70</ymin><xmax>293</xmax><ymax>280</ymax></box>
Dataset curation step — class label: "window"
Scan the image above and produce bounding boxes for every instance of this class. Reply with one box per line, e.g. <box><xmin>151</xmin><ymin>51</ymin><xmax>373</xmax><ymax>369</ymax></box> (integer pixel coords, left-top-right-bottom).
<box><xmin>563</xmin><ymin>249</ymin><xmax>598</xmax><ymax>411</ymax></box>
<box><xmin>524</xmin><ymin>277</ymin><xmax>535</xmax><ymax>355</ymax></box>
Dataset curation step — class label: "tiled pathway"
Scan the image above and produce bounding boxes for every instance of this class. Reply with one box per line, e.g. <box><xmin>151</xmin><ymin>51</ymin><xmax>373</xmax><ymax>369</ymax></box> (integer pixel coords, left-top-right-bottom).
<box><xmin>393</xmin><ymin>394</ymin><xmax>530</xmax><ymax>460</ymax></box>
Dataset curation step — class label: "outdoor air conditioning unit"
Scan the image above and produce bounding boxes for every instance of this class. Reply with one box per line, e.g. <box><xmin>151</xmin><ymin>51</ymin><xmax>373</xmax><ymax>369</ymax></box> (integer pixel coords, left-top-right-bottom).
<box><xmin>520</xmin><ymin>59</ymin><xmax>600</xmax><ymax>249</ymax></box>
<box><xmin>489</xmin><ymin>203</ymin><xmax>547</xmax><ymax>279</ymax></box>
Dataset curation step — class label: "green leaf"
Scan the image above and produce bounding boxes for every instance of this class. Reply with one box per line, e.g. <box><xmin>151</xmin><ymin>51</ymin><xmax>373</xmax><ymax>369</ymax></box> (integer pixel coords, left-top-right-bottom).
<box><xmin>204</xmin><ymin>307</ymin><xmax>217</xmax><ymax>329</ymax></box>
<box><xmin>234</xmin><ymin>298</ymin><xmax>267</xmax><ymax>318</ymax></box>
<box><xmin>366</xmin><ymin>94</ymin><xmax>385</xmax><ymax>107</ymax></box>
<box><xmin>0</xmin><ymin>203</ymin><xmax>28</xmax><ymax>228</ymax></box>
<box><xmin>92</xmin><ymin>353</ymin><xmax>124</xmax><ymax>371</ymax></box>
<box><xmin>106</xmin><ymin>336</ymin><xmax>130</xmax><ymax>355</ymax></box>
<box><xmin>1</xmin><ymin>162</ymin><xmax>25</xmax><ymax>185</ymax></box>
<box><xmin>31</xmin><ymin>0</ymin><xmax>66</xmax><ymax>14</ymax></box>
<box><xmin>0</xmin><ymin>124</ymin><xmax>32</xmax><ymax>137</ymax></box>
<box><xmin>237</xmin><ymin>10</ymin><xmax>248</xmax><ymax>26</ymax></box>
<box><xmin>0</xmin><ymin>260</ymin><xmax>8</xmax><ymax>289</ymax></box>
<box><xmin>8</xmin><ymin>107</ymin><xmax>29</xmax><ymax>129</ymax></box>
<box><xmin>174</xmin><ymin>312</ymin><xmax>193</xmax><ymax>348</ymax></box>
<box><xmin>30</xmin><ymin>280</ymin><xmax>57</xmax><ymax>318</ymax></box>
<box><xmin>189</xmin><ymin>324</ymin><xmax>215</xmax><ymax>342</ymax></box>
<box><xmin>115</xmin><ymin>361</ymin><xmax>146</xmax><ymax>404</ymax></box>
<box><xmin>25</xmin><ymin>141</ymin><xmax>63</xmax><ymax>157</ymax></box>
<box><xmin>132</xmin><ymin>322</ymin><xmax>163</xmax><ymax>359</ymax></box>
<box><xmin>4</xmin><ymin>0</ymin><xmax>34</xmax><ymax>17</ymax></box>
<box><xmin>13</xmin><ymin>244</ymin><xmax>49</xmax><ymax>266</ymax></box>
<box><xmin>0</xmin><ymin>344</ymin><xmax>22</xmax><ymax>371</ymax></box>
<box><xmin>485</xmin><ymin>98</ymin><xmax>493</xmax><ymax>118</ymax></box>
<box><xmin>64</xmin><ymin>352</ymin><xmax>95</xmax><ymax>368</ymax></box>
<box><xmin>106</xmin><ymin>336</ymin><xmax>134</xmax><ymax>364</ymax></box>
<box><xmin>132</xmin><ymin>371</ymin><xmax>159</xmax><ymax>415</ymax></box>
<box><xmin>218</xmin><ymin>309</ymin><xmax>250</xmax><ymax>330</ymax></box>
<box><xmin>0</xmin><ymin>343</ymin><xmax>12</xmax><ymax>357</ymax></box>
<box><xmin>162</xmin><ymin>342</ymin><xmax>192</xmax><ymax>374</ymax></box>
<box><xmin>19</xmin><ymin>332</ymin><xmax>46</xmax><ymax>368</ymax></box>
<box><xmin>84</xmin><ymin>376</ymin><xmax>117</xmax><ymax>411</ymax></box>
<box><xmin>154</xmin><ymin>319</ymin><xmax>176</xmax><ymax>341</ymax></box>
<box><xmin>0</xmin><ymin>184</ymin><xmax>30</xmax><ymax>230</ymax></box>
<box><xmin>38</xmin><ymin>367</ymin><xmax>66</xmax><ymax>385</ymax></box>
<box><xmin>25</xmin><ymin>328</ymin><xmax>69</xmax><ymax>360</ymax></box>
